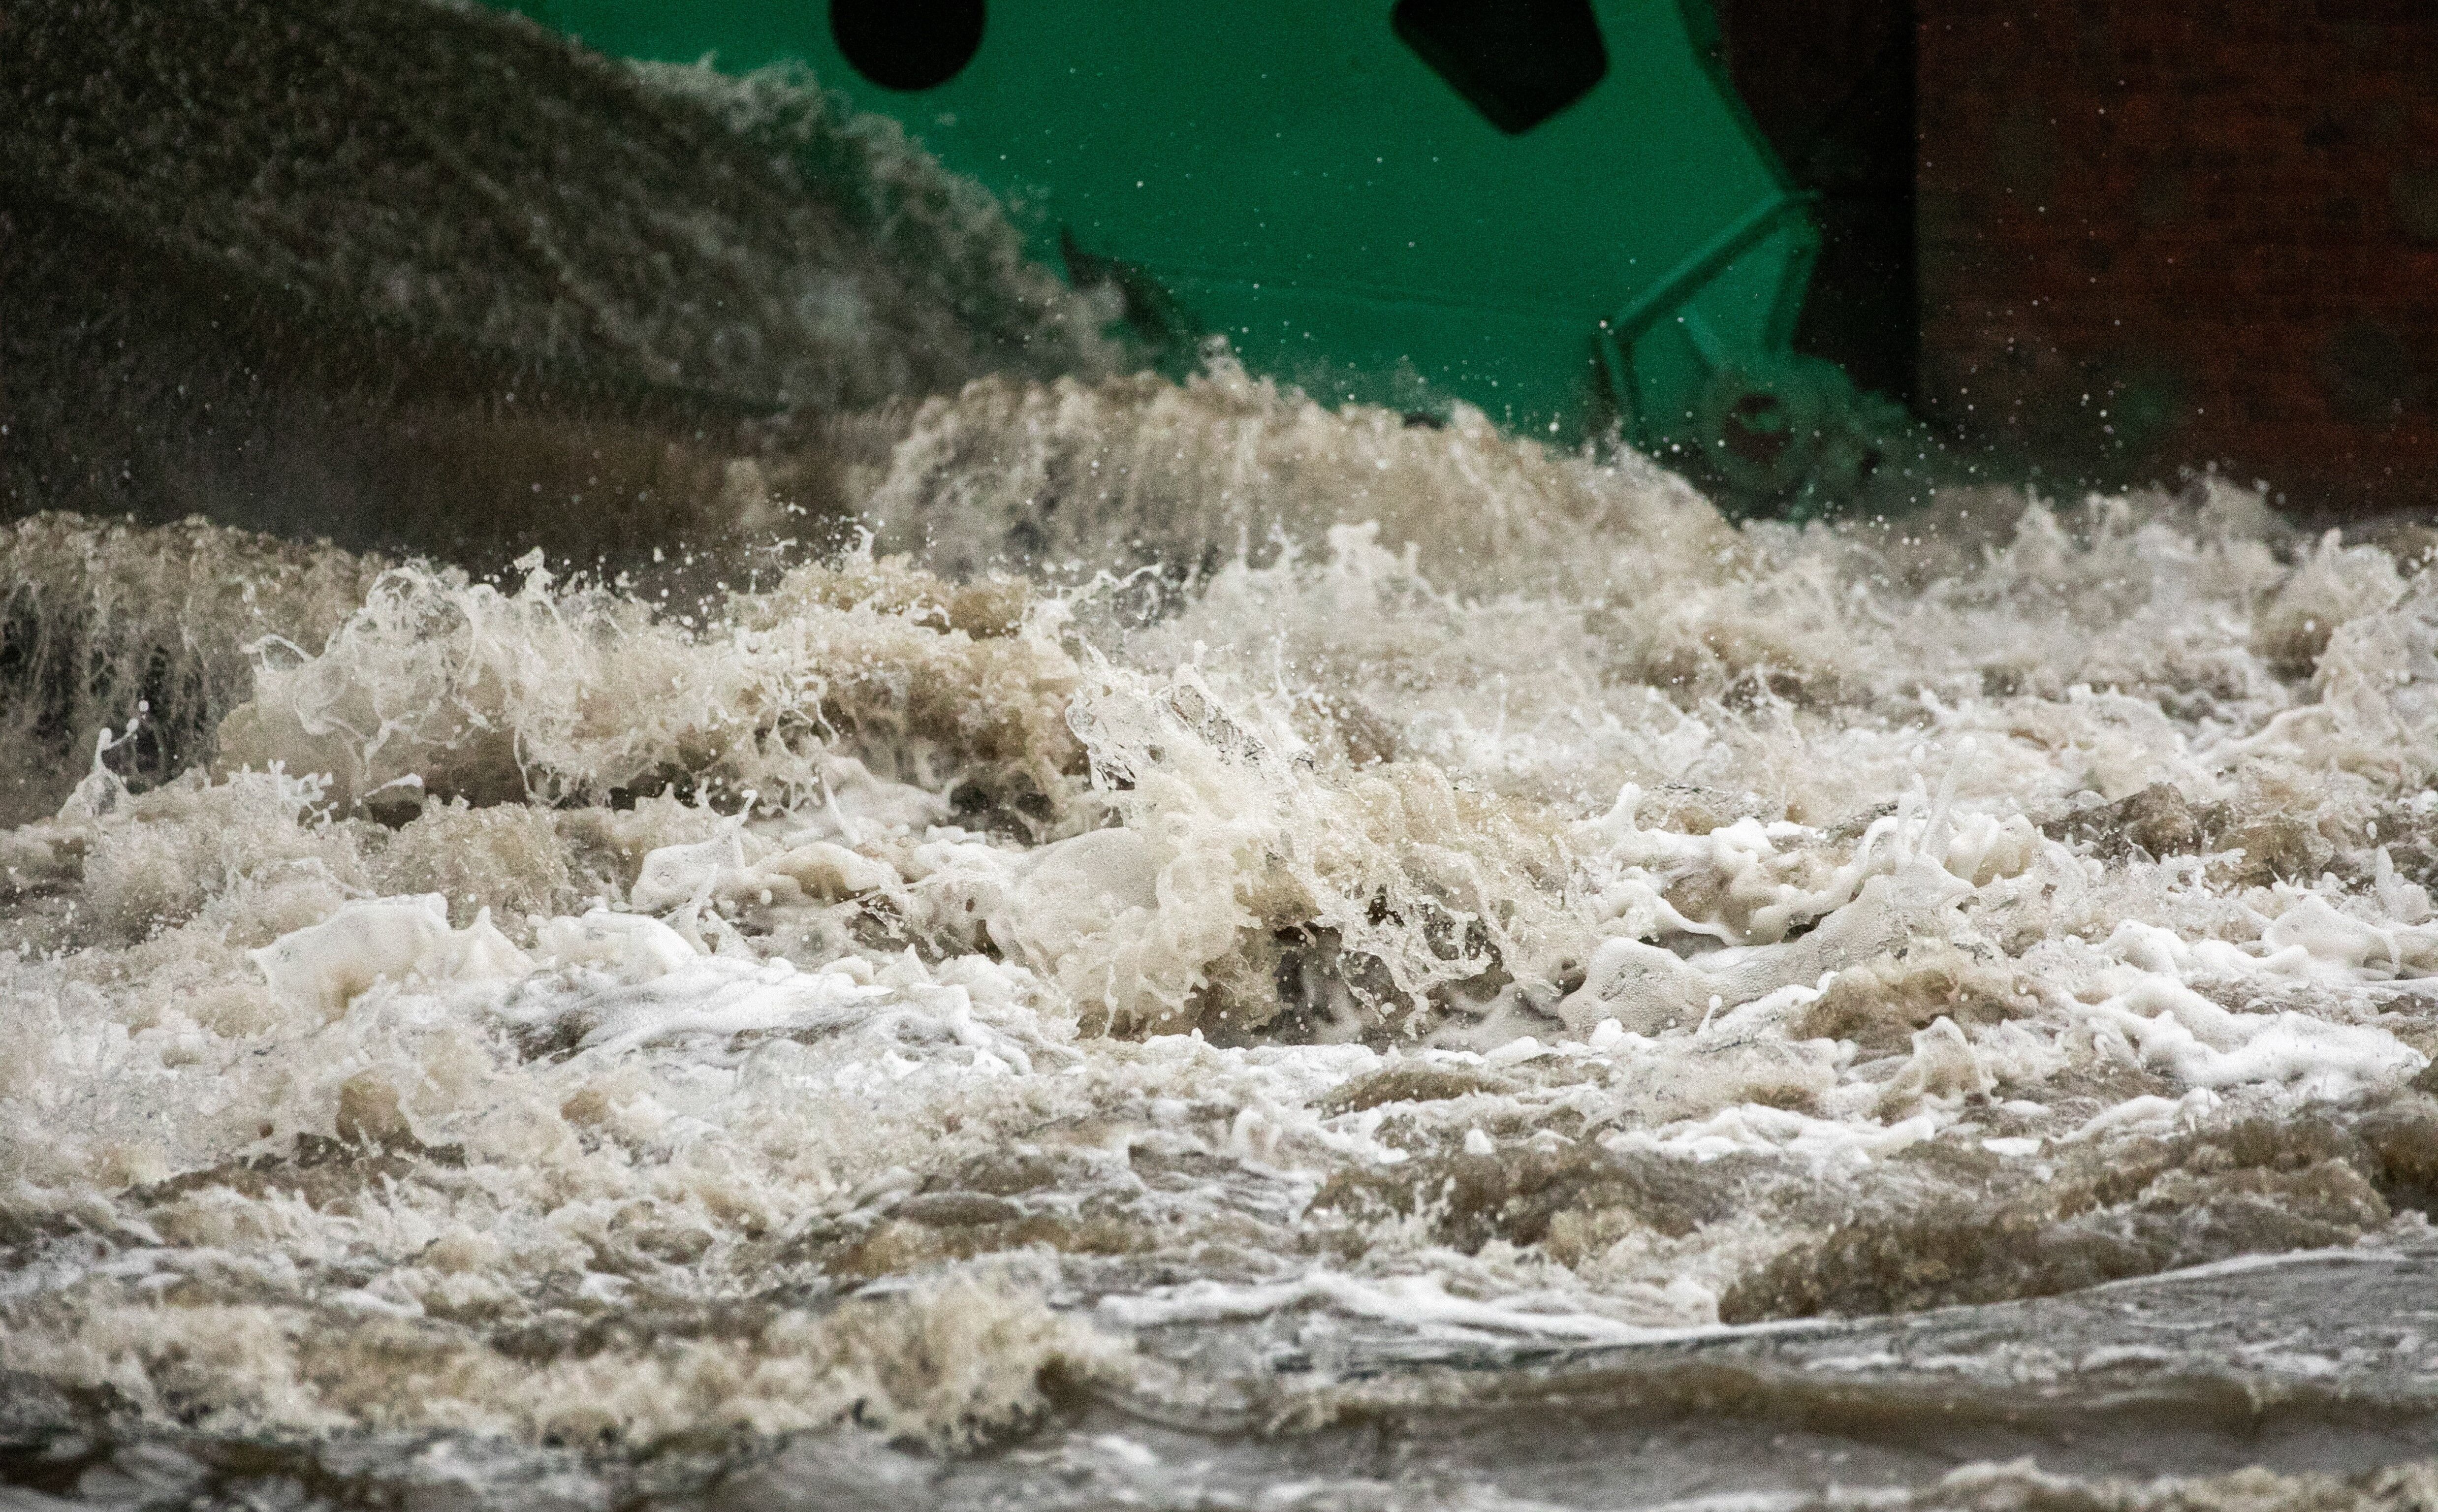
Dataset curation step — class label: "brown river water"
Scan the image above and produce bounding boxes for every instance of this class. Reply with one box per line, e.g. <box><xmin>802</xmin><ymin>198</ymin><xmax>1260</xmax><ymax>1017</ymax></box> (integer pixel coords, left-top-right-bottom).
<box><xmin>9</xmin><ymin>4</ymin><xmax>2438</xmax><ymax>1508</ymax></box>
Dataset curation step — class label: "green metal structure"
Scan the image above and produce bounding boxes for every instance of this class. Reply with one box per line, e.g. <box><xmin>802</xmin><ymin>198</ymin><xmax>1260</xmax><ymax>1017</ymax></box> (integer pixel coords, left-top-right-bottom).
<box><xmin>498</xmin><ymin>0</ymin><xmax>1905</xmax><ymax>509</ymax></box>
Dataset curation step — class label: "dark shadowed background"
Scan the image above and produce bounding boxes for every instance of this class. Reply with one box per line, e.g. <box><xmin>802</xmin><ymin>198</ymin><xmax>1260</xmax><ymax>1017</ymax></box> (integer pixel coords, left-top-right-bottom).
<box><xmin>1723</xmin><ymin>0</ymin><xmax>2438</xmax><ymax>514</ymax></box>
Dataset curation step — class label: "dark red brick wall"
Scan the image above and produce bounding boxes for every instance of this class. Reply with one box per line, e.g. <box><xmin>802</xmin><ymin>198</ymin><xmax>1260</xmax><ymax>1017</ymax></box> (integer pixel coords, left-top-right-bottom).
<box><xmin>1916</xmin><ymin>0</ymin><xmax>2438</xmax><ymax>512</ymax></box>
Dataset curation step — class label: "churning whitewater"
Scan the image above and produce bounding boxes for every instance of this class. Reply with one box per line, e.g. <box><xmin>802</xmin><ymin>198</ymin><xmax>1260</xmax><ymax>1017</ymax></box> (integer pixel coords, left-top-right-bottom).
<box><xmin>13</xmin><ymin>374</ymin><xmax>2438</xmax><ymax>1506</ymax></box>
<box><xmin>12</xmin><ymin>15</ymin><xmax>2438</xmax><ymax>1511</ymax></box>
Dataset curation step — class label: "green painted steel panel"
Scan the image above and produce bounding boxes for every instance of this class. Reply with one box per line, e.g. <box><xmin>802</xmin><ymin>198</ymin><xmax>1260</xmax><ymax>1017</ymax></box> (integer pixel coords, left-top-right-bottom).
<box><xmin>495</xmin><ymin>0</ymin><xmax>1868</xmax><ymax>495</ymax></box>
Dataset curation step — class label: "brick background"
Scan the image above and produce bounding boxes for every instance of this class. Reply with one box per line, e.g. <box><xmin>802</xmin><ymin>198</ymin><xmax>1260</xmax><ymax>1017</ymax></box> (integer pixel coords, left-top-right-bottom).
<box><xmin>1916</xmin><ymin>0</ymin><xmax>2438</xmax><ymax>512</ymax></box>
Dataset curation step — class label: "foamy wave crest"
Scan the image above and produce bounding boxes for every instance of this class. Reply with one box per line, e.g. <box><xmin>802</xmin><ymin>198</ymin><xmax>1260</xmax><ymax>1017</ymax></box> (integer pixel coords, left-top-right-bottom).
<box><xmin>13</xmin><ymin>376</ymin><xmax>2438</xmax><ymax>1484</ymax></box>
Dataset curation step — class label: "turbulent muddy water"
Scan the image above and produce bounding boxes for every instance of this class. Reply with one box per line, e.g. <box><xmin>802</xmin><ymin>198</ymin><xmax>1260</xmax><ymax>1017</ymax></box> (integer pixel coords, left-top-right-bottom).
<box><xmin>15</xmin><ymin>12</ymin><xmax>2438</xmax><ymax>1512</ymax></box>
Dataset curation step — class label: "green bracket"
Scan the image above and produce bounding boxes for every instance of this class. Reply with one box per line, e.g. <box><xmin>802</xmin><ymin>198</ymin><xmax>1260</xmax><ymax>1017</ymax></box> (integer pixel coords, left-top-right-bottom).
<box><xmin>1597</xmin><ymin>189</ymin><xmax>1821</xmax><ymax>445</ymax></box>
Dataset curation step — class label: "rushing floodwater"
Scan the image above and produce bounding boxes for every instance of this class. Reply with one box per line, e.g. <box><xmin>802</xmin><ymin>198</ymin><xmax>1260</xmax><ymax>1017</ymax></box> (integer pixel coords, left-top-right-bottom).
<box><xmin>13</xmin><ymin>9</ymin><xmax>2438</xmax><ymax>1511</ymax></box>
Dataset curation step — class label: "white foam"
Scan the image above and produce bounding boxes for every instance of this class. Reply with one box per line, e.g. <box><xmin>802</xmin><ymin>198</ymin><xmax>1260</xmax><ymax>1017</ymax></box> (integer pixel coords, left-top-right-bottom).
<box><xmin>20</xmin><ymin>430</ymin><xmax>2438</xmax><ymax>1452</ymax></box>
<box><xmin>2077</xmin><ymin>974</ymin><xmax>2419</xmax><ymax>1095</ymax></box>
<box><xmin>1097</xmin><ymin>1268</ymin><xmax>1675</xmax><ymax>1346</ymax></box>
<box><xmin>535</xmin><ymin>909</ymin><xmax>701</xmax><ymax>983</ymax></box>
<box><xmin>251</xmin><ymin>896</ymin><xmax>532</xmax><ymax>1018</ymax></box>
